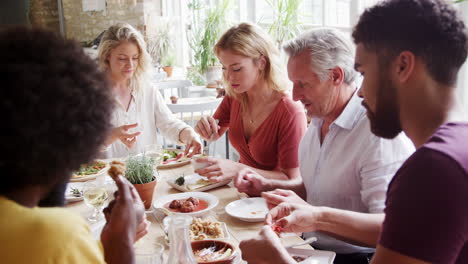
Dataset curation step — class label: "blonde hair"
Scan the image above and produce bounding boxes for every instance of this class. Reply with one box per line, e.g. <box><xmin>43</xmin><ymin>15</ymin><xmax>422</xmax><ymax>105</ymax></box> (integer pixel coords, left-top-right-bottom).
<box><xmin>214</xmin><ymin>23</ymin><xmax>290</xmax><ymax>106</ymax></box>
<box><xmin>97</xmin><ymin>23</ymin><xmax>153</xmax><ymax>93</ymax></box>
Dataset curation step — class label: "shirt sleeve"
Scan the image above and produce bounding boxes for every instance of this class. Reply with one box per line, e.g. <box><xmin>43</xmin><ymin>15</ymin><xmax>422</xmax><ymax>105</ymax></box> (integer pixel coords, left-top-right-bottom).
<box><xmin>277</xmin><ymin>105</ymin><xmax>307</xmax><ymax>169</ymax></box>
<box><xmin>380</xmin><ymin>148</ymin><xmax>468</xmax><ymax>263</ymax></box>
<box><xmin>213</xmin><ymin>96</ymin><xmax>232</xmax><ymax>127</ymax></box>
<box><xmin>152</xmin><ymin>85</ymin><xmax>191</xmax><ymax>144</ymax></box>
<box><xmin>357</xmin><ymin>134</ymin><xmax>413</xmax><ymax>213</ymax></box>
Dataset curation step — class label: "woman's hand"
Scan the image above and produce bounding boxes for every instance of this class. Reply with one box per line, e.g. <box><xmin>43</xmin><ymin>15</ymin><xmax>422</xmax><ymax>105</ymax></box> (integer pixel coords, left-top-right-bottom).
<box><xmin>194</xmin><ymin>116</ymin><xmax>220</xmax><ymax>141</ymax></box>
<box><xmin>106</xmin><ymin>123</ymin><xmax>141</xmax><ymax>149</ymax></box>
<box><xmin>179</xmin><ymin>128</ymin><xmax>202</xmax><ymax>157</ymax></box>
<box><xmin>234</xmin><ymin>168</ymin><xmax>271</xmax><ymax>197</ymax></box>
<box><xmin>194</xmin><ymin>157</ymin><xmax>241</xmax><ymax>182</ymax></box>
<box><xmin>265</xmin><ymin>202</ymin><xmax>323</xmax><ymax>234</ymax></box>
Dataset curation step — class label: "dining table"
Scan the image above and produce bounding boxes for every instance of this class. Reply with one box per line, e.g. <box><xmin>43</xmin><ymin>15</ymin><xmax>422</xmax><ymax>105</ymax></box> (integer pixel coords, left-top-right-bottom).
<box><xmin>66</xmin><ymin>161</ymin><xmax>318</xmax><ymax>264</ymax></box>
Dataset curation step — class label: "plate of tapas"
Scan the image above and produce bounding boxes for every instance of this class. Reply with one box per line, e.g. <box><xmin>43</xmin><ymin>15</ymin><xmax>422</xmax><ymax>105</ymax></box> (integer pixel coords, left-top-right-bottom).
<box><xmin>163</xmin><ymin>216</ymin><xmax>230</xmax><ymax>243</ymax></box>
<box><xmin>156</xmin><ymin>149</ymin><xmax>191</xmax><ymax>169</ymax></box>
<box><xmin>70</xmin><ymin>160</ymin><xmax>109</xmax><ymax>182</ymax></box>
<box><xmin>167</xmin><ymin>173</ymin><xmax>231</xmax><ymax>192</ymax></box>
<box><xmin>153</xmin><ymin>192</ymin><xmax>218</xmax><ymax>217</ymax></box>
<box><xmin>65</xmin><ymin>182</ymin><xmax>84</xmax><ymax>203</ymax></box>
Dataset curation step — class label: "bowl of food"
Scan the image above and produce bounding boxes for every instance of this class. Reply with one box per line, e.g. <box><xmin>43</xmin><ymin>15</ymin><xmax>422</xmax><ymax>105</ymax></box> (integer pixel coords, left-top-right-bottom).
<box><xmin>191</xmin><ymin>240</ymin><xmax>236</xmax><ymax>264</ymax></box>
<box><xmin>153</xmin><ymin>192</ymin><xmax>218</xmax><ymax>217</ymax></box>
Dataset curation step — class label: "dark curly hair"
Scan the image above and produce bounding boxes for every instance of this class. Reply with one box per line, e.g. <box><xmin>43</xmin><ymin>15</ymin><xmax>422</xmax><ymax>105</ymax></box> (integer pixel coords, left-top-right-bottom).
<box><xmin>352</xmin><ymin>0</ymin><xmax>468</xmax><ymax>86</ymax></box>
<box><xmin>0</xmin><ymin>27</ymin><xmax>114</xmax><ymax>194</ymax></box>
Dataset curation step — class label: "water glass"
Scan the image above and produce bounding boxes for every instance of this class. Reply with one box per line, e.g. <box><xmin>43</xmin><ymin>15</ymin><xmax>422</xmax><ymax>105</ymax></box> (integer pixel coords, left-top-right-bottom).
<box><xmin>135</xmin><ymin>242</ymin><xmax>164</xmax><ymax>264</ymax></box>
<box><xmin>144</xmin><ymin>144</ymin><xmax>164</xmax><ymax>165</ymax></box>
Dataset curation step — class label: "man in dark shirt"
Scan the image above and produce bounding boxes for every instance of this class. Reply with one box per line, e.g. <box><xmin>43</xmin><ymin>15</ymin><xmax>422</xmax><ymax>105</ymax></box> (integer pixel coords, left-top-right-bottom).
<box><xmin>239</xmin><ymin>0</ymin><xmax>467</xmax><ymax>264</ymax></box>
<box><xmin>353</xmin><ymin>0</ymin><xmax>468</xmax><ymax>263</ymax></box>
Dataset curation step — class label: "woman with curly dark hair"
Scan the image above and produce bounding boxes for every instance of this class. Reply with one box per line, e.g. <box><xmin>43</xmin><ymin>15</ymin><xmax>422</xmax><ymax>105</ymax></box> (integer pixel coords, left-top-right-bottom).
<box><xmin>0</xmin><ymin>26</ymin><xmax>144</xmax><ymax>264</ymax></box>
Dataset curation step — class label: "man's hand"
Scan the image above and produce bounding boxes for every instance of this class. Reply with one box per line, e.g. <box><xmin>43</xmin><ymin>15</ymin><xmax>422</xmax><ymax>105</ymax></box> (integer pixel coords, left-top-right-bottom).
<box><xmin>239</xmin><ymin>225</ymin><xmax>296</xmax><ymax>264</ymax></box>
<box><xmin>265</xmin><ymin>202</ymin><xmax>324</xmax><ymax>234</ymax></box>
<box><xmin>234</xmin><ymin>168</ymin><xmax>270</xmax><ymax>197</ymax></box>
<box><xmin>262</xmin><ymin>189</ymin><xmax>309</xmax><ymax>210</ymax></box>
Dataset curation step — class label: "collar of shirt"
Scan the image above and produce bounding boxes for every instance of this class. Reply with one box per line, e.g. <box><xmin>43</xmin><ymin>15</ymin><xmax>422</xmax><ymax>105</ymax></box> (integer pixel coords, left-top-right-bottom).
<box><xmin>311</xmin><ymin>89</ymin><xmax>364</xmax><ymax>131</ymax></box>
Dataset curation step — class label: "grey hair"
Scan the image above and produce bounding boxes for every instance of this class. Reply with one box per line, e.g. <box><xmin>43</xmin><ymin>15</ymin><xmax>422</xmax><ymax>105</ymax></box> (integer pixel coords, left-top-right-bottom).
<box><xmin>283</xmin><ymin>28</ymin><xmax>357</xmax><ymax>84</ymax></box>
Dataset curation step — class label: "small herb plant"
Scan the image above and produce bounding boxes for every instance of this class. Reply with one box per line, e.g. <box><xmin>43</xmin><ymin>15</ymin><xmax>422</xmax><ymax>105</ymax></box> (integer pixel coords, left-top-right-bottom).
<box><xmin>125</xmin><ymin>155</ymin><xmax>155</xmax><ymax>184</ymax></box>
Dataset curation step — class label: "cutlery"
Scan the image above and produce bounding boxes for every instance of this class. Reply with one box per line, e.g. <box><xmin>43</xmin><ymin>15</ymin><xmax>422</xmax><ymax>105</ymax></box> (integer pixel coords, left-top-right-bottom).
<box><xmin>285</xmin><ymin>236</ymin><xmax>317</xmax><ymax>249</ymax></box>
<box><xmin>203</xmin><ymin>119</ymin><xmax>219</xmax><ymax>155</ymax></box>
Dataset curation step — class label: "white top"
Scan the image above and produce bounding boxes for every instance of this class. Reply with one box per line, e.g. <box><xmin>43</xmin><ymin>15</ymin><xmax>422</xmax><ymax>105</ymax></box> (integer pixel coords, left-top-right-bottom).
<box><xmin>299</xmin><ymin>91</ymin><xmax>414</xmax><ymax>254</ymax></box>
<box><xmin>105</xmin><ymin>83</ymin><xmax>191</xmax><ymax>158</ymax></box>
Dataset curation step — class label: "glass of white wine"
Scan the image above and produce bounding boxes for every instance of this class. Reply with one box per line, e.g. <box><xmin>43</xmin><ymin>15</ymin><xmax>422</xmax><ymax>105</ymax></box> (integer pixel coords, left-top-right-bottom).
<box><xmin>144</xmin><ymin>144</ymin><xmax>163</xmax><ymax>165</ymax></box>
<box><xmin>83</xmin><ymin>182</ymin><xmax>109</xmax><ymax>222</ymax></box>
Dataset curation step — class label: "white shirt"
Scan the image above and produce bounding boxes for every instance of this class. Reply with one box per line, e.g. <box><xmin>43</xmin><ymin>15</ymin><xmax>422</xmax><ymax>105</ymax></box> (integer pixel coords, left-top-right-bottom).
<box><xmin>299</xmin><ymin>91</ymin><xmax>414</xmax><ymax>254</ymax></box>
<box><xmin>105</xmin><ymin>83</ymin><xmax>190</xmax><ymax>158</ymax></box>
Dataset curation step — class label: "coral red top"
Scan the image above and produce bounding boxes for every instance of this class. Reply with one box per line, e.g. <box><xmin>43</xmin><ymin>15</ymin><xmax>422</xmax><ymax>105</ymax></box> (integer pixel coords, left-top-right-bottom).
<box><xmin>213</xmin><ymin>95</ymin><xmax>307</xmax><ymax>171</ymax></box>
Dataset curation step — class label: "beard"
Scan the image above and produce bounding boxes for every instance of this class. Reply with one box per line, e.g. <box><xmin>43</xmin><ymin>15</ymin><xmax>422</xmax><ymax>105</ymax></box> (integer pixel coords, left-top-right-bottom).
<box><xmin>364</xmin><ymin>73</ymin><xmax>402</xmax><ymax>139</ymax></box>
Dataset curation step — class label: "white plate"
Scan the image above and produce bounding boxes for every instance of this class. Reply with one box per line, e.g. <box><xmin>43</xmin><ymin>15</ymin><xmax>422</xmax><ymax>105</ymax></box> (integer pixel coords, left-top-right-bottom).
<box><xmin>286</xmin><ymin>248</ymin><xmax>336</xmax><ymax>264</ymax></box>
<box><xmin>70</xmin><ymin>160</ymin><xmax>109</xmax><ymax>182</ymax></box>
<box><xmin>156</xmin><ymin>149</ymin><xmax>191</xmax><ymax>169</ymax></box>
<box><xmin>167</xmin><ymin>173</ymin><xmax>231</xmax><ymax>192</ymax></box>
<box><xmin>225</xmin><ymin>197</ymin><xmax>268</xmax><ymax>222</ymax></box>
<box><xmin>153</xmin><ymin>192</ymin><xmax>218</xmax><ymax>217</ymax></box>
<box><xmin>65</xmin><ymin>182</ymin><xmax>84</xmax><ymax>202</ymax></box>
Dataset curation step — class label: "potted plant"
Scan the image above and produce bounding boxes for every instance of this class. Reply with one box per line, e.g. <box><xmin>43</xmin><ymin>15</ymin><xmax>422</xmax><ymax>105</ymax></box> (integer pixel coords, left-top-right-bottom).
<box><xmin>125</xmin><ymin>155</ymin><xmax>156</xmax><ymax>209</ymax></box>
<box><xmin>265</xmin><ymin>0</ymin><xmax>302</xmax><ymax>50</ymax></box>
<box><xmin>187</xmin><ymin>0</ymin><xmax>231</xmax><ymax>84</ymax></box>
<box><xmin>161</xmin><ymin>52</ymin><xmax>176</xmax><ymax>78</ymax></box>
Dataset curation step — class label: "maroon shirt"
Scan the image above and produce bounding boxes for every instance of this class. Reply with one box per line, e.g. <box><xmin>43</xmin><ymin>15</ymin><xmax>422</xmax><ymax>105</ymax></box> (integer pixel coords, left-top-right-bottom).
<box><xmin>213</xmin><ymin>95</ymin><xmax>306</xmax><ymax>170</ymax></box>
<box><xmin>380</xmin><ymin>122</ymin><xmax>468</xmax><ymax>264</ymax></box>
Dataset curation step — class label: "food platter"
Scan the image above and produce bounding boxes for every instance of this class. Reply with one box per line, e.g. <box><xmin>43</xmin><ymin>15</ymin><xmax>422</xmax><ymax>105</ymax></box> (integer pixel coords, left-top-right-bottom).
<box><xmin>167</xmin><ymin>173</ymin><xmax>231</xmax><ymax>192</ymax></box>
<box><xmin>156</xmin><ymin>148</ymin><xmax>191</xmax><ymax>170</ymax></box>
<box><xmin>286</xmin><ymin>248</ymin><xmax>336</xmax><ymax>264</ymax></box>
<box><xmin>65</xmin><ymin>182</ymin><xmax>84</xmax><ymax>203</ymax></box>
<box><xmin>163</xmin><ymin>216</ymin><xmax>230</xmax><ymax>243</ymax></box>
<box><xmin>70</xmin><ymin>160</ymin><xmax>109</xmax><ymax>182</ymax></box>
<box><xmin>153</xmin><ymin>192</ymin><xmax>218</xmax><ymax>217</ymax></box>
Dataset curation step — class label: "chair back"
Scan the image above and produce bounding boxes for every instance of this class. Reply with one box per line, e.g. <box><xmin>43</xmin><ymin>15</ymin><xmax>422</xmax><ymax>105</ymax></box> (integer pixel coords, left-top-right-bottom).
<box><xmin>156</xmin><ymin>80</ymin><xmax>193</xmax><ymax>100</ymax></box>
<box><xmin>165</xmin><ymin>98</ymin><xmax>223</xmax><ymax>156</ymax></box>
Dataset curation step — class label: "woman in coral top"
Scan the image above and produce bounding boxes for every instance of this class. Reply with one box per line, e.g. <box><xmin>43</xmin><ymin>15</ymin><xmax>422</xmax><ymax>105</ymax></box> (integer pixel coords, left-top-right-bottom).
<box><xmin>194</xmin><ymin>23</ymin><xmax>307</xmax><ymax>186</ymax></box>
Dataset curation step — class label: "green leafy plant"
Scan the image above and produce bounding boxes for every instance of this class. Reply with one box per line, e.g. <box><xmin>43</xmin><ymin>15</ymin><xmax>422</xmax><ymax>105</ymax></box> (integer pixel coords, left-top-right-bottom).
<box><xmin>264</xmin><ymin>0</ymin><xmax>302</xmax><ymax>48</ymax></box>
<box><xmin>186</xmin><ymin>66</ymin><xmax>206</xmax><ymax>86</ymax></box>
<box><xmin>187</xmin><ymin>0</ymin><xmax>231</xmax><ymax>74</ymax></box>
<box><xmin>147</xmin><ymin>19</ymin><xmax>173</xmax><ymax>66</ymax></box>
<box><xmin>125</xmin><ymin>155</ymin><xmax>155</xmax><ymax>184</ymax></box>
<box><xmin>161</xmin><ymin>52</ymin><xmax>176</xmax><ymax>67</ymax></box>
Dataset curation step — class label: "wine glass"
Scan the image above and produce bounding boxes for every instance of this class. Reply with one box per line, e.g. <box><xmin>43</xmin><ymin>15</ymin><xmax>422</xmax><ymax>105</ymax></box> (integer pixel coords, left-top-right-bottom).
<box><xmin>144</xmin><ymin>144</ymin><xmax>164</xmax><ymax>165</ymax></box>
<box><xmin>83</xmin><ymin>181</ymin><xmax>110</xmax><ymax>222</ymax></box>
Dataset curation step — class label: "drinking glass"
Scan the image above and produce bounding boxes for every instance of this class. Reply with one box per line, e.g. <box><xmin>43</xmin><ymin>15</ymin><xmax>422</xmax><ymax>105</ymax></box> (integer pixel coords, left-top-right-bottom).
<box><xmin>135</xmin><ymin>242</ymin><xmax>164</xmax><ymax>264</ymax></box>
<box><xmin>144</xmin><ymin>144</ymin><xmax>164</xmax><ymax>165</ymax></box>
<box><xmin>83</xmin><ymin>182</ymin><xmax>109</xmax><ymax>222</ymax></box>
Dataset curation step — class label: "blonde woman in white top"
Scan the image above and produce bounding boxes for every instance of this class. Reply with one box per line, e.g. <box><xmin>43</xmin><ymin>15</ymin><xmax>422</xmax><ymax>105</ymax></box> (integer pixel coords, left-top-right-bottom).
<box><xmin>98</xmin><ymin>23</ymin><xmax>201</xmax><ymax>158</ymax></box>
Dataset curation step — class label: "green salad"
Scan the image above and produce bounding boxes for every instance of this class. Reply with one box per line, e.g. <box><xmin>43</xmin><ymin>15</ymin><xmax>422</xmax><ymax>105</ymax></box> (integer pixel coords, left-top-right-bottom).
<box><xmin>162</xmin><ymin>150</ymin><xmax>178</xmax><ymax>161</ymax></box>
